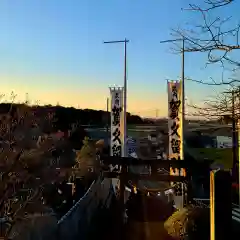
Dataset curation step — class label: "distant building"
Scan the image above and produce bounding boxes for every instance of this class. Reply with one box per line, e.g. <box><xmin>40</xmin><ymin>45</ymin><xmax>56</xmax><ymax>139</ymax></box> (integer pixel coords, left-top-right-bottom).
<box><xmin>216</xmin><ymin>136</ymin><xmax>232</xmax><ymax>148</ymax></box>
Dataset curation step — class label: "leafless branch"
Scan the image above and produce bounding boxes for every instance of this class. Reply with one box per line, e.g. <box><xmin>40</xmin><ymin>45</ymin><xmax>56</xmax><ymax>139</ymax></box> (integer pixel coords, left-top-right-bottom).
<box><xmin>187</xmin><ymin>87</ymin><xmax>240</xmax><ymax>121</ymax></box>
<box><xmin>169</xmin><ymin>0</ymin><xmax>240</xmax><ymax>85</ymax></box>
<box><xmin>185</xmin><ymin>76</ymin><xmax>238</xmax><ymax>86</ymax></box>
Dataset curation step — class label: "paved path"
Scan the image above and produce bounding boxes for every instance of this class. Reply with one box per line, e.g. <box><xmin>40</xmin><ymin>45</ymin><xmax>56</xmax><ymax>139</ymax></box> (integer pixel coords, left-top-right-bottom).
<box><xmin>125</xmin><ymin>194</ymin><xmax>175</xmax><ymax>240</ymax></box>
<box><xmin>87</xmin><ymin>191</ymin><xmax>176</xmax><ymax>240</ymax></box>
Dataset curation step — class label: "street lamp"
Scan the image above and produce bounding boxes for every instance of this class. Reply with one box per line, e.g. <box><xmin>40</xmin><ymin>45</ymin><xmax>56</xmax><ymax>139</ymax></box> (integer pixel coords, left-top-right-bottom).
<box><xmin>103</xmin><ymin>39</ymin><xmax>129</xmax><ymax>157</ymax></box>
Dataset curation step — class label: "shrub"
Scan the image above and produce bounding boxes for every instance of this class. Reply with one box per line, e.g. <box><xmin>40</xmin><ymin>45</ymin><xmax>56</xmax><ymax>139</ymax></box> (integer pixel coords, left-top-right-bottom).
<box><xmin>164</xmin><ymin>205</ymin><xmax>210</xmax><ymax>240</ymax></box>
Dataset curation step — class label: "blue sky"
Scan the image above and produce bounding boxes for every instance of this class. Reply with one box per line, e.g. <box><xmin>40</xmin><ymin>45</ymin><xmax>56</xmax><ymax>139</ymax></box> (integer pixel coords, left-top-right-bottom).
<box><xmin>0</xmin><ymin>0</ymin><xmax>238</xmax><ymax>117</ymax></box>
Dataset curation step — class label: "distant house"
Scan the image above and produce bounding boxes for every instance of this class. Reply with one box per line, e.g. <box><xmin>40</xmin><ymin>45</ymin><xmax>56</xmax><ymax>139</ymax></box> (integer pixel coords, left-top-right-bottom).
<box><xmin>216</xmin><ymin>136</ymin><xmax>232</xmax><ymax>148</ymax></box>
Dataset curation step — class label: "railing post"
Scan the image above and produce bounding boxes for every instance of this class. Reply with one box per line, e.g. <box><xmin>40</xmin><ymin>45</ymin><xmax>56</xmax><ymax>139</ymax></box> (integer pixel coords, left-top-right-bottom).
<box><xmin>210</xmin><ymin>170</ymin><xmax>232</xmax><ymax>240</ymax></box>
<box><xmin>119</xmin><ymin>164</ymin><xmax>127</xmax><ymax>215</ymax></box>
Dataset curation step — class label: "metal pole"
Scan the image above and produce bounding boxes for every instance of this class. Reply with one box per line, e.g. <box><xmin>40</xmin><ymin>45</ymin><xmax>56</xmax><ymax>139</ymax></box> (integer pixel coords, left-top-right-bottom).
<box><xmin>123</xmin><ymin>38</ymin><xmax>127</xmax><ymax>157</ymax></box>
<box><xmin>238</xmin><ymin>119</ymin><xmax>240</xmax><ymax>206</ymax></box>
<box><xmin>103</xmin><ymin>39</ymin><xmax>129</xmax><ymax>158</ymax></box>
<box><xmin>181</xmin><ymin>38</ymin><xmax>185</xmax><ymax>208</ymax></box>
<box><xmin>106</xmin><ymin>98</ymin><xmax>109</xmax><ymax>136</ymax></box>
<box><xmin>181</xmin><ymin>38</ymin><xmax>185</xmax><ymax>161</ymax></box>
<box><xmin>160</xmin><ymin>37</ymin><xmax>186</xmax><ymax>208</ymax></box>
<box><xmin>232</xmin><ymin>91</ymin><xmax>238</xmax><ymax>181</ymax></box>
<box><xmin>237</xmin><ymin>88</ymin><xmax>240</xmax><ymax>206</ymax></box>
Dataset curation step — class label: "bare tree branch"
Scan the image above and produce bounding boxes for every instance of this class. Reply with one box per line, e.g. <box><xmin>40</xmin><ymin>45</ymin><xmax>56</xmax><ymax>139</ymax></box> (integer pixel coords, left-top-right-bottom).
<box><xmin>185</xmin><ymin>76</ymin><xmax>238</xmax><ymax>86</ymax></box>
<box><xmin>184</xmin><ymin>0</ymin><xmax>233</xmax><ymax>12</ymax></box>
<box><xmin>169</xmin><ymin>0</ymin><xmax>240</xmax><ymax>85</ymax></box>
<box><xmin>188</xmin><ymin>87</ymin><xmax>240</xmax><ymax>122</ymax></box>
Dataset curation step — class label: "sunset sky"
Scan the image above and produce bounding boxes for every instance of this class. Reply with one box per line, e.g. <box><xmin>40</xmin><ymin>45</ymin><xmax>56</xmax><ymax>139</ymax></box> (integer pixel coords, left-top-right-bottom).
<box><xmin>0</xmin><ymin>0</ymin><xmax>238</xmax><ymax>117</ymax></box>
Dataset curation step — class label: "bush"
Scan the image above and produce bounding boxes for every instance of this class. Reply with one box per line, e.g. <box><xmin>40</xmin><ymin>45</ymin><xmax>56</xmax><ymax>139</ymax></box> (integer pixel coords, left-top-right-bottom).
<box><xmin>164</xmin><ymin>205</ymin><xmax>210</xmax><ymax>240</ymax></box>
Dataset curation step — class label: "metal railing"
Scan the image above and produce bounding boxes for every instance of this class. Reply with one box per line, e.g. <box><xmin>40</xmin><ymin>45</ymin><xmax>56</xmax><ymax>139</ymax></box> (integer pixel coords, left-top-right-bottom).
<box><xmin>193</xmin><ymin>198</ymin><xmax>240</xmax><ymax>223</ymax></box>
<box><xmin>232</xmin><ymin>203</ymin><xmax>240</xmax><ymax>223</ymax></box>
<box><xmin>56</xmin><ymin>177</ymin><xmax>113</xmax><ymax>240</ymax></box>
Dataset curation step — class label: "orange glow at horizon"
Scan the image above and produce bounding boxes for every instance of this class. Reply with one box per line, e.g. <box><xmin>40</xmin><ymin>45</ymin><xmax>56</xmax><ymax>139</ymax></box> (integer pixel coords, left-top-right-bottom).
<box><xmin>0</xmin><ymin>75</ymin><xmax>171</xmax><ymax>117</ymax></box>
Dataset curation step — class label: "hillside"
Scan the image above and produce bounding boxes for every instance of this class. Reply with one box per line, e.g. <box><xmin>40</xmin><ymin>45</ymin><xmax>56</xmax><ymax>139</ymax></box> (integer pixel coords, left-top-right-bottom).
<box><xmin>0</xmin><ymin>103</ymin><xmax>151</xmax><ymax>130</ymax></box>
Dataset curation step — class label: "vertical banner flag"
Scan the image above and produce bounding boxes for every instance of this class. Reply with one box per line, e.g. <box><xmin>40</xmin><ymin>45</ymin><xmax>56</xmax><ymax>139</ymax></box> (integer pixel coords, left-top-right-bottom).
<box><xmin>110</xmin><ymin>87</ymin><xmax>124</xmax><ymax>171</ymax></box>
<box><xmin>167</xmin><ymin>81</ymin><xmax>185</xmax><ymax>176</ymax></box>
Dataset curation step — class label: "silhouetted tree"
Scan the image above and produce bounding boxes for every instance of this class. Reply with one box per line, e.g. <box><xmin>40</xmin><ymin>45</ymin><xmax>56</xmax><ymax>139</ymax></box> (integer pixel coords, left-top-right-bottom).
<box><xmin>68</xmin><ymin>127</ymin><xmax>88</xmax><ymax>150</ymax></box>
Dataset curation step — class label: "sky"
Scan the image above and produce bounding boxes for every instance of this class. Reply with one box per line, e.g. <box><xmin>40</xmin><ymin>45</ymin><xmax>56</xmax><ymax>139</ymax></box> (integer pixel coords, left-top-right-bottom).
<box><xmin>0</xmin><ymin>0</ymin><xmax>239</xmax><ymax>117</ymax></box>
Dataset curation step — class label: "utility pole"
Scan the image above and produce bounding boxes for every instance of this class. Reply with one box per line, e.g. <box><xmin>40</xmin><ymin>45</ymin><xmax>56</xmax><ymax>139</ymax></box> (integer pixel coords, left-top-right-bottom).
<box><xmin>103</xmin><ymin>39</ymin><xmax>129</xmax><ymax>157</ymax></box>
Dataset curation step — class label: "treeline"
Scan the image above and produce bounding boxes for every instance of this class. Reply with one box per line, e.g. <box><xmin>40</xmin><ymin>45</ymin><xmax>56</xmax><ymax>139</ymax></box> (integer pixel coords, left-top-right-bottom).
<box><xmin>0</xmin><ymin>103</ymin><xmax>153</xmax><ymax>131</ymax></box>
<box><xmin>53</xmin><ymin>106</ymin><xmax>150</xmax><ymax>130</ymax></box>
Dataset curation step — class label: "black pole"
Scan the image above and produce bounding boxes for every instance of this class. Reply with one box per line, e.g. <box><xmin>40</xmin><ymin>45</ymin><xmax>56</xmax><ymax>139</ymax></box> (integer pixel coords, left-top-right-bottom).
<box><xmin>106</xmin><ymin>98</ymin><xmax>109</xmax><ymax>136</ymax></box>
<box><xmin>232</xmin><ymin>90</ymin><xmax>238</xmax><ymax>182</ymax></box>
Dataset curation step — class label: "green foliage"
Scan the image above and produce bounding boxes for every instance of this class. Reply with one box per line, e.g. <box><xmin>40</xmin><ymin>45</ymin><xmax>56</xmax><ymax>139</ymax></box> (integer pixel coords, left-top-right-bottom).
<box><xmin>164</xmin><ymin>206</ymin><xmax>210</xmax><ymax>240</ymax></box>
<box><xmin>191</xmin><ymin>148</ymin><xmax>233</xmax><ymax>170</ymax></box>
<box><xmin>74</xmin><ymin>137</ymin><xmax>97</xmax><ymax>176</ymax></box>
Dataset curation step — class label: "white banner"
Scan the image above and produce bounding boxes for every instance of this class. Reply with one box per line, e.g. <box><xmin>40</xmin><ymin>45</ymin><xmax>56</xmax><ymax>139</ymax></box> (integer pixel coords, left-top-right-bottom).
<box><xmin>110</xmin><ymin>87</ymin><xmax>124</xmax><ymax>170</ymax></box>
<box><xmin>167</xmin><ymin>81</ymin><xmax>185</xmax><ymax>176</ymax></box>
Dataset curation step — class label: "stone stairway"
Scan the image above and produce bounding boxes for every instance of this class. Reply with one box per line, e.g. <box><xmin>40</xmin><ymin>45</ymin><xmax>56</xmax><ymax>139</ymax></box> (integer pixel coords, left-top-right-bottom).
<box><xmin>232</xmin><ymin>206</ymin><xmax>240</xmax><ymax>223</ymax></box>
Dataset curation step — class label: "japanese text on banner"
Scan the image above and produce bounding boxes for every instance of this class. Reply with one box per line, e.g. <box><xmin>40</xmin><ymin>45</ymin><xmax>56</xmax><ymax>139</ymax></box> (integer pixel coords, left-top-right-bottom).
<box><xmin>167</xmin><ymin>81</ymin><xmax>185</xmax><ymax>176</ymax></box>
<box><xmin>110</xmin><ymin>88</ymin><xmax>124</xmax><ymax>171</ymax></box>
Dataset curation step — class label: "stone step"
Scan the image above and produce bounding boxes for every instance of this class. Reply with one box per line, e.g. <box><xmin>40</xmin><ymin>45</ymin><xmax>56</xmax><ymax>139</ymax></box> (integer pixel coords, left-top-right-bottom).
<box><xmin>232</xmin><ymin>208</ymin><xmax>240</xmax><ymax>223</ymax></box>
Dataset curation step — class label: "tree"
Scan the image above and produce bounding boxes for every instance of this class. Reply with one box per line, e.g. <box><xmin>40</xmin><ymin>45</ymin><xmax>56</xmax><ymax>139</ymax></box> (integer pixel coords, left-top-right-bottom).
<box><xmin>73</xmin><ymin>137</ymin><xmax>98</xmax><ymax>177</ymax></box>
<box><xmin>188</xmin><ymin>87</ymin><xmax>240</xmax><ymax>183</ymax></box>
<box><xmin>170</xmin><ymin>0</ymin><xmax>239</xmax><ymax>85</ymax></box>
<box><xmin>188</xmin><ymin>89</ymin><xmax>237</xmax><ymax>120</ymax></box>
<box><xmin>0</xmin><ymin>100</ymin><xmax>64</xmax><ymax>237</ymax></box>
<box><xmin>164</xmin><ymin>205</ymin><xmax>210</xmax><ymax>240</ymax></box>
<box><xmin>68</xmin><ymin>126</ymin><xmax>88</xmax><ymax>150</ymax></box>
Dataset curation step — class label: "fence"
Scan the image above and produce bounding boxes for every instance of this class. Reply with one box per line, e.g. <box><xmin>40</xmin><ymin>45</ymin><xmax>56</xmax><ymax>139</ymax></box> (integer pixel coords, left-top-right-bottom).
<box><xmin>193</xmin><ymin>198</ymin><xmax>240</xmax><ymax>223</ymax></box>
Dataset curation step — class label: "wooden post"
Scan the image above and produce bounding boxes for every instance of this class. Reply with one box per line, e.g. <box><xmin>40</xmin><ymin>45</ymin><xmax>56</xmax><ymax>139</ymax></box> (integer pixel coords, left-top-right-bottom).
<box><xmin>210</xmin><ymin>170</ymin><xmax>232</xmax><ymax>240</ymax></box>
<box><xmin>119</xmin><ymin>165</ymin><xmax>127</xmax><ymax>215</ymax></box>
<box><xmin>215</xmin><ymin>170</ymin><xmax>231</xmax><ymax>240</ymax></box>
<box><xmin>118</xmin><ymin>164</ymin><xmax>127</xmax><ymax>239</ymax></box>
<box><xmin>210</xmin><ymin>171</ymin><xmax>215</xmax><ymax>240</ymax></box>
<box><xmin>232</xmin><ymin>90</ymin><xmax>238</xmax><ymax>183</ymax></box>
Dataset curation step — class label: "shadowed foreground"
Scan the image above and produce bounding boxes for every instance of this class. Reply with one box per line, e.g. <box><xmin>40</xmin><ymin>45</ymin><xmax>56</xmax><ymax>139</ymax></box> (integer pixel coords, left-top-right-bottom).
<box><xmin>87</xmin><ymin>192</ymin><xmax>176</xmax><ymax>240</ymax></box>
<box><xmin>125</xmin><ymin>193</ymin><xmax>175</xmax><ymax>240</ymax></box>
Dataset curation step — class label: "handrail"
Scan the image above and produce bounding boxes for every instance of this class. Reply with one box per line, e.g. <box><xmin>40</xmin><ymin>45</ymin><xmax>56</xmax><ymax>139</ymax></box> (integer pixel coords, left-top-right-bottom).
<box><xmin>193</xmin><ymin>198</ymin><xmax>240</xmax><ymax>209</ymax></box>
<box><xmin>54</xmin><ymin>176</ymin><xmax>113</xmax><ymax>240</ymax></box>
<box><xmin>57</xmin><ymin>179</ymin><xmax>97</xmax><ymax>225</ymax></box>
<box><xmin>232</xmin><ymin>203</ymin><xmax>240</xmax><ymax>208</ymax></box>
